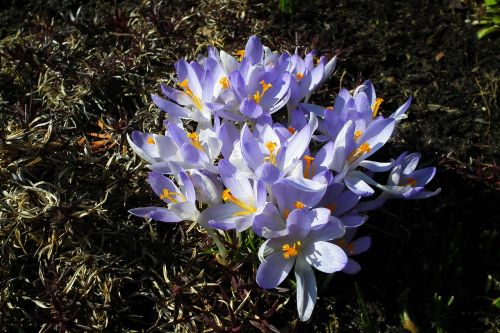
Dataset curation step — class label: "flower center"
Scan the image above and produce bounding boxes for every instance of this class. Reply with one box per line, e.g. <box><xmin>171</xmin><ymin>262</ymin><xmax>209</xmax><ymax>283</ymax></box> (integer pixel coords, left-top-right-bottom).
<box><xmin>235</xmin><ymin>49</ymin><xmax>245</xmax><ymax>61</ymax></box>
<box><xmin>263</xmin><ymin>141</ymin><xmax>278</xmax><ymax>165</ymax></box>
<box><xmin>219</xmin><ymin>77</ymin><xmax>230</xmax><ymax>89</ymax></box>
<box><xmin>295</xmin><ymin>72</ymin><xmax>304</xmax><ymax>81</ymax></box>
<box><xmin>294</xmin><ymin>201</ymin><xmax>305</xmax><ymax>209</ymax></box>
<box><xmin>371</xmin><ymin>97</ymin><xmax>384</xmax><ymax>118</ymax></box>
<box><xmin>159</xmin><ymin>188</ymin><xmax>185</xmax><ymax>203</ymax></box>
<box><xmin>222</xmin><ymin>189</ymin><xmax>256</xmax><ymax>216</ymax></box>
<box><xmin>253</xmin><ymin>80</ymin><xmax>272</xmax><ymax>104</ymax></box>
<box><xmin>147</xmin><ymin>136</ymin><xmax>155</xmax><ymax>144</ymax></box>
<box><xmin>403</xmin><ymin>177</ymin><xmax>417</xmax><ymax>187</ymax></box>
<box><xmin>282</xmin><ymin>241</ymin><xmax>301</xmax><ymax>259</ymax></box>
<box><xmin>303</xmin><ymin>155</ymin><xmax>315</xmax><ymax>179</ymax></box>
<box><xmin>347</xmin><ymin>142</ymin><xmax>371</xmax><ymax>163</ymax></box>
<box><xmin>178</xmin><ymin>79</ymin><xmax>203</xmax><ymax>110</ymax></box>
<box><xmin>186</xmin><ymin>132</ymin><xmax>205</xmax><ymax>152</ymax></box>
<box><xmin>326</xmin><ymin>203</ymin><xmax>337</xmax><ymax>213</ymax></box>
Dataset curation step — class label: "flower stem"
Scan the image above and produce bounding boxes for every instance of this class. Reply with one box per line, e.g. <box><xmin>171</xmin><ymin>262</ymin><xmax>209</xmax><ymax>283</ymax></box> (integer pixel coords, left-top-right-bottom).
<box><xmin>205</xmin><ymin>228</ymin><xmax>228</xmax><ymax>264</ymax></box>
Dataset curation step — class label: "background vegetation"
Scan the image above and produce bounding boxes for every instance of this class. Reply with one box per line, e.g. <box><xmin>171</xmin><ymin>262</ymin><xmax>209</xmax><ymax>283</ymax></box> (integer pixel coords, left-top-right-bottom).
<box><xmin>0</xmin><ymin>0</ymin><xmax>498</xmax><ymax>331</ymax></box>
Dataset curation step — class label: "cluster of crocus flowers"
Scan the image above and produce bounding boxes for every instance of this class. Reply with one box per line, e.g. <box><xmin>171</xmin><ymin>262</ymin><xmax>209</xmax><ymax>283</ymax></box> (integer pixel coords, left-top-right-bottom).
<box><xmin>128</xmin><ymin>36</ymin><xmax>440</xmax><ymax>322</ymax></box>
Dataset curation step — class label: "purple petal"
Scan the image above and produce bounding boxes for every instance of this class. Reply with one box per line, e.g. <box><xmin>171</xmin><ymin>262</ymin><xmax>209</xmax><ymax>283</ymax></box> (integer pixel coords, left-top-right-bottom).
<box><xmin>304</xmin><ymin>241</ymin><xmax>347</xmax><ymax>273</ymax></box>
<box><xmin>257</xmin><ymin>251</ymin><xmax>294</xmax><ymax>289</ymax></box>
<box><xmin>345</xmin><ymin>174</ymin><xmax>375</xmax><ymax>197</ymax></box>
<box><xmin>342</xmin><ymin>259</ymin><xmax>361</xmax><ymax>275</ymax></box>
<box><xmin>129</xmin><ymin>207</ymin><xmax>182</xmax><ymax>223</ymax></box>
<box><xmin>294</xmin><ymin>255</ymin><xmax>317</xmax><ymax>322</ymax></box>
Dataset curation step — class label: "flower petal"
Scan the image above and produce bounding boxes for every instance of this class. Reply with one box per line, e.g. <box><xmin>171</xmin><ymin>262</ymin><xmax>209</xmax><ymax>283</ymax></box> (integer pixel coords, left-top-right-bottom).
<box><xmin>305</xmin><ymin>241</ymin><xmax>347</xmax><ymax>273</ymax></box>
<box><xmin>256</xmin><ymin>251</ymin><xmax>294</xmax><ymax>289</ymax></box>
<box><xmin>294</xmin><ymin>255</ymin><xmax>317</xmax><ymax>322</ymax></box>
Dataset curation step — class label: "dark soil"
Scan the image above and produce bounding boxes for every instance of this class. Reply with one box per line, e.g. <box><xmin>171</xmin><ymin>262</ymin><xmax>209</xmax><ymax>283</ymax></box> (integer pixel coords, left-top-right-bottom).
<box><xmin>0</xmin><ymin>0</ymin><xmax>498</xmax><ymax>332</ymax></box>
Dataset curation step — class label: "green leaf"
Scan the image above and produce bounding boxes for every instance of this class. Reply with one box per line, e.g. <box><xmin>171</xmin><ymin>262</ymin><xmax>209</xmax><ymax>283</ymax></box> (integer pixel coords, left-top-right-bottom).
<box><xmin>493</xmin><ymin>297</ymin><xmax>500</xmax><ymax>309</ymax></box>
<box><xmin>477</xmin><ymin>25</ymin><xmax>500</xmax><ymax>39</ymax></box>
<box><xmin>485</xmin><ymin>0</ymin><xmax>497</xmax><ymax>6</ymax></box>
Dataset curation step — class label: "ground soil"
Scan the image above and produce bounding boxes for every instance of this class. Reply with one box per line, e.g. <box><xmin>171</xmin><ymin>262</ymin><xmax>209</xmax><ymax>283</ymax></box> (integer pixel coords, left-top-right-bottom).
<box><xmin>0</xmin><ymin>0</ymin><xmax>498</xmax><ymax>332</ymax></box>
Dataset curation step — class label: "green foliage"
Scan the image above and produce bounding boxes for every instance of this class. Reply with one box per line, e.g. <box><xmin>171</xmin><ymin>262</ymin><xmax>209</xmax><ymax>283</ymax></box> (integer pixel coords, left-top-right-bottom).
<box><xmin>278</xmin><ymin>0</ymin><xmax>299</xmax><ymax>14</ymax></box>
<box><xmin>476</xmin><ymin>0</ymin><xmax>500</xmax><ymax>39</ymax></box>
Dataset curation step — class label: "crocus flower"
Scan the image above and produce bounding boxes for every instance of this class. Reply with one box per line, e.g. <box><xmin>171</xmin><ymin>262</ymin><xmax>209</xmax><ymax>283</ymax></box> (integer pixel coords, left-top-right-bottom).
<box><xmin>201</xmin><ymin>159</ymin><xmax>267</xmax><ymax>232</ymax></box>
<box><xmin>330</xmin><ymin>118</ymin><xmax>396</xmax><ymax>196</ymax></box>
<box><xmin>147</xmin><ymin>122</ymin><xmax>221</xmax><ymax>174</ymax></box>
<box><xmin>256</xmin><ymin>207</ymin><xmax>347</xmax><ymax>321</ymax></box>
<box><xmin>129</xmin><ymin>171</ymin><xmax>202</xmax><ymax>225</ymax></box>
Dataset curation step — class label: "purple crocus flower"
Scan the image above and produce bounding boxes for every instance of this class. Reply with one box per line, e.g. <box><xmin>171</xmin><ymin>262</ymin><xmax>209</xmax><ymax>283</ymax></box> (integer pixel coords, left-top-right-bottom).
<box><xmin>147</xmin><ymin>122</ymin><xmax>221</xmax><ymax>174</ymax></box>
<box><xmin>355</xmin><ymin>152</ymin><xmax>441</xmax><ymax>211</ymax></box>
<box><xmin>230</xmin><ymin>120</ymin><xmax>314</xmax><ymax>185</ymax></box>
<box><xmin>129</xmin><ymin>171</ymin><xmax>202</xmax><ymax>225</ymax></box>
<box><xmin>256</xmin><ymin>207</ymin><xmax>347</xmax><ymax>321</ymax></box>
<box><xmin>330</xmin><ymin>118</ymin><xmax>396</xmax><ymax>196</ymax></box>
<box><xmin>202</xmin><ymin>159</ymin><xmax>267</xmax><ymax>232</ymax></box>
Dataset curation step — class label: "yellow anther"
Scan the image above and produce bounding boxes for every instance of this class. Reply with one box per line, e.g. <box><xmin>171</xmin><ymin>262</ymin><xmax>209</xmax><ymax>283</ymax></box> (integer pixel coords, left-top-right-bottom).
<box><xmin>187</xmin><ymin>132</ymin><xmax>204</xmax><ymax>152</ymax></box>
<box><xmin>253</xmin><ymin>80</ymin><xmax>273</xmax><ymax>104</ymax></box>
<box><xmin>404</xmin><ymin>177</ymin><xmax>417</xmax><ymax>187</ymax></box>
<box><xmin>287</xmin><ymin>127</ymin><xmax>296</xmax><ymax>135</ymax></box>
<box><xmin>294</xmin><ymin>201</ymin><xmax>305</xmax><ymax>209</ymax></box>
<box><xmin>147</xmin><ymin>136</ymin><xmax>155</xmax><ymax>144</ymax></box>
<box><xmin>178</xmin><ymin>79</ymin><xmax>203</xmax><ymax>110</ymax></box>
<box><xmin>264</xmin><ymin>141</ymin><xmax>278</xmax><ymax>165</ymax></box>
<box><xmin>303</xmin><ymin>155</ymin><xmax>315</xmax><ymax>179</ymax></box>
<box><xmin>296</xmin><ymin>72</ymin><xmax>304</xmax><ymax>81</ymax></box>
<box><xmin>219</xmin><ymin>77</ymin><xmax>230</xmax><ymax>89</ymax></box>
<box><xmin>326</xmin><ymin>203</ymin><xmax>337</xmax><ymax>213</ymax></box>
<box><xmin>159</xmin><ymin>188</ymin><xmax>185</xmax><ymax>203</ymax></box>
<box><xmin>371</xmin><ymin>97</ymin><xmax>384</xmax><ymax>118</ymax></box>
<box><xmin>282</xmin><ymin>241</ymin><xmax>301</xmax><ymax>259</ymax></box>
<box><xmin>222</xmin><ymin>189</ymin><xmax>256</xmax><ymax>216</ymax></box>
<box><xmin>326</xmin><ymin>106</ymin><xmax>334</xmax><ymax>111</ymax></box>
<box><xmin>354</xmin><ymin>130</ymin><xmax>363</xmax><ymax>141</ymax></box>
<box><xmin>235</xmin><ymin>49</ymin><xmax>245</xmax><ymax>61</ymax></box>
<box><xmin>283</xmin><ymin>208</ymin><xmax>290</xmax><ymax>220</ymax></box>
<box><xmin>314</xmin><ymin>56</ymin><xmax>320</xmax><ymax>65</ymax></box>
<box><xmin>347</xmin><ymin>142</ymin><xmax>371</xmax><ymax>163</ymax></box>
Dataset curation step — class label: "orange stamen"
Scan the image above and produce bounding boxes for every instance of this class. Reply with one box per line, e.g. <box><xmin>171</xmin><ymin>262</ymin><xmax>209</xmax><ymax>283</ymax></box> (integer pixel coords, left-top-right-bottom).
<box><xmin>287</xmin><ymin>127</ymin><xmax>296</xmax><ymax>135</ymax></box>
<box><xmin>222</xmin><ymin>189</ymin><xmax>256</xmax><ymax>216</ymax></box>
<box><xmin>296</xmin><ymin>72</ymin><xmax>304</xmax><ymax>81</ymax></box>
<box><xmin>303</xmin><ymin>155</ymin><xmax>315</xmax><ymax>179</ymax></box>
<box><xmin>147</xmin><ymin>136</ymin><xmax>155</xmax><ymax>144</ymax></box>
<box><xmin>235</xmin><ymin>49</ymin><xmax>245</xmax><ymax>61</ymax></box>
<box><xmin>219</xmin><ymin>77</ymin><xmax>230</xmax><ymax>89</ymax></box>
<box><xmin>354</xmin><ymin>130</ymin><xmax>363</xmax><ymax>141</ymax></box>
<box><xmin>371</xmin><ymin>97</ymin><xmax>384</xmax><ymax>118</ymax></box>
<box><xmin>347</xmin><ymin>143</ymin><xmax>371</xmax><ymax>163</ymax></box>
<box><xmin>264</xmin><ymin>141</ymin><xmax>278</xmax><ymax>165</ymax></box>
<box><xmin>326</xmin><ymin>203</ymin><xmax>337</xmax><ymax>213</ymax></box>
<box><xmin>178</xmin><ymin>79</ymin><xmax>203</xmax><ymax>110</ymax></box>
<box><xmin>187</xmin><ymin>132</ymin><xmax>204</xmax><ymax>152</ymax></box>
<box><xmin>294</xmin><ymin>201</ymin><xmax>305</xmax><ymax>209</ymax></box>
<box><xmin>282</xmin><ymin>241</ymin><xmax>301</xmax><ymax>259</ymax></box>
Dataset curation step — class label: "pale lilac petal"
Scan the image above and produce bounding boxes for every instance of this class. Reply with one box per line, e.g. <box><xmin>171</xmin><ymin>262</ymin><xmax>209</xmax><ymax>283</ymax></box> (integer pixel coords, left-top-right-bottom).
<box><xmin>339</xmin><ymin>214</ymin><xmax>368</xmax><ymax>228</ymax></box>
<box><xmin>129</xmin><ymin>207</ymin><xmax>182</xmax><ymax>223</ymax></box>
<box><xmin>218</xmin><ymin>159</ymin><xmax>255</xmax><ymax>204</ymax></box>
<box><xmin>407</xmin><ymin>167</ymin><xmax>436</xmax><ymax>186</ymax></box>
<box><xmin>304</xmin><ymin>241</ymin><xmax>347</xmax><ymax>273</ymax></box>
<box><xmin>390</xmin><ymin>96</ymin><xmax>412</xmax><ymax>120</ymax></box>
<box><xmin>350</xmin><ymin>236</ymin><xmax>372</xmax><ymax>255</ymax></box>
<box><xmin>342</xmin><ymin>259</ymin><xmax>361</xmax><ymax>275</ymax></box>
<box><xmin>255</xmin><ymin>162</ymin><xmax>282</xmax><ymax>185</ymax></box>
<box><xmin>294</xmin><ymin>255</ymin><xmax>317</xmax><ymax>322</ymax></box>
<box><xmin>151</xmin><ymin>94</ymin><xmax>189</xmax><ymax>118</ymax></box>
<box><xmin>148</xmin><ymin>172</ymin><xmax>180</xmax><ymax>203</ymax></box>
<box><xmin>244</xmin><ymin>35</ymin><xmax>264</xmax><ymax>65</ymax></box>
<box><xmin>201</xmin><ymin>204</ymin><xmax>240</xmax><ymax>230</ymax></box>
<box><xmin>345</xmin><ymin>174</ymin><xmax>375</xmax><ymax>197</ymax></box>
<box><xmin>168</xmin><ymin>202</ymin><xmax>199</xmax><ymax>221</ymax></box>
<box><xmin>358</xmin><ymin>160</ymin><xmax>395</xmax><ymax>172</ymax></box>
<box><xmin>331</xmin><ymin>121</ymin><xmax>355</xmax><ymax>173</ymax></box>
<box><xmin>257</xmin><ymin>251</ymin><xmax>294</xmax><ymax>289</ymax></box>
<box><xmin>241</xmin><ymin>124</ymin><xmax>265</xmax><ymax>171</ymax></box>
